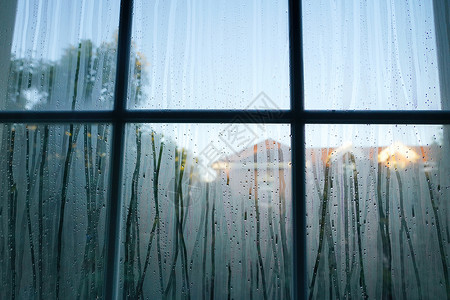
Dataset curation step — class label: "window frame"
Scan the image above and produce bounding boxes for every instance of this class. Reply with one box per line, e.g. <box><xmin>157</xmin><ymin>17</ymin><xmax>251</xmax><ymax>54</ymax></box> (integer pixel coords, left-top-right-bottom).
<box><xmin>0</xmin><ymin>0</ymin><xmax>449</xmax><ymax>299</ymax></box>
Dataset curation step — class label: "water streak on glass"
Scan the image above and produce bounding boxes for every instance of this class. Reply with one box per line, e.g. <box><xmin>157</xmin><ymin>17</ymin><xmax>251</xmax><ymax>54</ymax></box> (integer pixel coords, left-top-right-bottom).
<box><xmin>303</xmin><ymin>0</ymin><xmax>448</xmax><ymax>110</ymax></box>
<box><xmin>0</xmin><ymin>123</ymin><xmax>112</xmax><ymax>299</ymax></box>
<box><xmin>120</xmin><ymin>124</ymin><xmax>292</xmax><ymax>299</ymax></box>
<box><xmin>1</xmin><ymin>0</ymin><xmax>120</xmax><ymax>110</ymax></box>
<box><xmin>306</xmin><ymin>124</ymin><xmax>450</xmax><ymax>299</ymax></box>
<box><xmin>128</xmin><ymin>0</ymin><xmax>289</xmax><ymax>109</ymax></box>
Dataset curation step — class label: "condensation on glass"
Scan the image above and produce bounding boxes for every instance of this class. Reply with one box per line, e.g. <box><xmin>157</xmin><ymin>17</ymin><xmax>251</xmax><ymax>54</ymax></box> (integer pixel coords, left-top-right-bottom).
<box><xmin>1</xmin><ymin>0</ymin><xmax>120</xmax><ymax>110</ymax></box>
<box><xmin>127</xmin><ymin>0</ymin><xmax>289</xmax><ymax>109</ymax></box>
<box><xmin>302</xmin><ymin>0</ymin><xmax>448</xmax><ymax>110</ymax></box>
<box><xmin>120</xmin><ymin>123</ymin><xmax>293</xmax><ymax>299</ymax></box>
<box><xmin>306</xmin><ymin>124</ymin><xmax>450</xmax><ymax>299</ymax></box>
<box><xmin>0</xmin><ymin>123</ymin><xmax>112</xmax><ymax>299</ymax></box>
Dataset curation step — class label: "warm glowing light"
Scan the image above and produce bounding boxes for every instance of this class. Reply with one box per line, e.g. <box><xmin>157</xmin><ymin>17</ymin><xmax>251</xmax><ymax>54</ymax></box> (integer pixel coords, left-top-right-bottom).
<box><xmin>378</xmin><ymin>142</ymin><xmax>419</xmax><ymax>168</ymax></box>
<box><xmin>211</xmin><ymin>161</ymin><xmax>229</xmax><ymax>170</ymax></box>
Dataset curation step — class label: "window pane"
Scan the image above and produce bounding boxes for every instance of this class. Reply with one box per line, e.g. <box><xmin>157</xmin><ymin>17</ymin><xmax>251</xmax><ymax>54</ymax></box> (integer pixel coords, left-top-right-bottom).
<box><xmin>303</xmin><ymin>0</ymin><xmax>449</xmax><ymax>110</ymax></box>
<box><xmin>0</xmin><ymin>123</ymin><xmax>112</xmax><ymax>299</ymax></box>
<box><xmin>1</xmin><ymin>0</ymin><xmax>120</xmax><ymax>110</ymax></box>
<box><xmin>306</xmin><ymin>124</ymin><xmax>450</xmax><ymax>299</ymax></box>
<box><xmin>128</xmin><ymin>1</ymin><xmax>289</xmax><ymax>109</ymax></box>
<box><xmin>120</xmin><ymin>123</ymin><xmax>292</xmax><ymax>299</ymax></box>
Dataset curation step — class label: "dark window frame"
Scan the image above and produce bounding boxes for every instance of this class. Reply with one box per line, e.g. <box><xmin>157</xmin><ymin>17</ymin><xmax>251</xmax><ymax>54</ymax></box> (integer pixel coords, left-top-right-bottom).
<box><xmin>0</xmin><ymin>0</ymin><xmax>449</xmax><ymax>299</ymax></box>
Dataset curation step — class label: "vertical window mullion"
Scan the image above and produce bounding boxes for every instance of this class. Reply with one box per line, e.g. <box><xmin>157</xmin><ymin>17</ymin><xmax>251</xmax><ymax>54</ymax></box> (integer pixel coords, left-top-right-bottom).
<box><xmin>289</xmin><ymin>0</ymin><xmax>305</xmax><ymax>299</ymax></box>
<box><xmin>104</xmin><ymin>0</ymin><xmax>134</xmax><ymax>299</ymax></box>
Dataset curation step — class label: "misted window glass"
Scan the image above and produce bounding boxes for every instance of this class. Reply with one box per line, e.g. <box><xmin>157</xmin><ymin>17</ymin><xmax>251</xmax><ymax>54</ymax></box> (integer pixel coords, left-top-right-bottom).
<box><xmin>127</xmin><ymin>0</ymin><xmax>289</xmax><ymax>109</ymax></box>
<box><xmin>0</xmin><ymin>123</ymin><xmax>112</xmax><ymax>299</ymax></box>
<box><xmin>306</xmin><ymin>124</ymin><xmax>450</xmax><ymax>299</ymax></box>
<box><xmin>303</xmin><ymin>0</ymin><xmax>447</xmax><ymax>110</ymax></box>
<box><xmin>120</xmin><ymin>123</ymin><xmax>292</xmax><ymax>299</ymax></box>
<box><xmin>2</xmin><ymin>0</ymin><xmax>120</xmax><ymax>110</ymax></box>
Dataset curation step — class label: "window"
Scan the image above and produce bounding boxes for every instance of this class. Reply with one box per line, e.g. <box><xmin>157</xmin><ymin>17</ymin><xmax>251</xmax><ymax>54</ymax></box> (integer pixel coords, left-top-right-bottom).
<box><xmin>0</xmin><ymin>1</ymin><xmax>448</xmax><ymax>299</ymax></box>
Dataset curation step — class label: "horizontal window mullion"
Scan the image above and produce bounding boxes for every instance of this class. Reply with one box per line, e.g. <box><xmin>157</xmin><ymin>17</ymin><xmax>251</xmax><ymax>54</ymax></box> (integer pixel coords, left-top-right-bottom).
<box><xmin>0</xmin><ymin>110</ymin><xmax>449</xmax><ymax>124</ymax></box>
<box><xmin>0</xmin><ymin>110</ymin><xmax>293</xmax><ymax>123</ymax></box>
<box><xmin>121</xmin><ymin>110</ymin><xmax>294</xmax><ymax>123</ymax></box>
<box><xmin>0</xmin><ymin>111</ymin><xmax>115</xmax><ymax>123</ymax></box>
<box><xmin>301</xmin><ymin>111</ymin><xmax>450</xmax><ymax>124</ymax></box>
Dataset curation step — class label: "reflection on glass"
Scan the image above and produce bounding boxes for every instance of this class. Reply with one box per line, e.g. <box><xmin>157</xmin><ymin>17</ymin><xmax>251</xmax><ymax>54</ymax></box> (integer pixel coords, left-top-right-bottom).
<box><xmin>306</xmin><ymin>125</ymin><xmax>450</xmax><ymax>299</ymax></box>
<box><xmin>303</xmin><ymin>0</ymin><xmax>447</xmax><ymax>110</ymax></box>
<box><xmin>2</xmin><ymin>0</ymin><xmax>120</xmax><ymax>110</ymax></box>
<box><xmin>120</xmin><ymin>124</ymin><xmax>292</xmax><ymax>299</ymax></box>
<box><xmin>0</xmin><ymin>123</ymin><xmax>112</xmax><ymax>299</ymax></box>
<box><xmin>128</xmin><ymin>0</ymin><xmax>289</xmax><ymax>109</ymax></box>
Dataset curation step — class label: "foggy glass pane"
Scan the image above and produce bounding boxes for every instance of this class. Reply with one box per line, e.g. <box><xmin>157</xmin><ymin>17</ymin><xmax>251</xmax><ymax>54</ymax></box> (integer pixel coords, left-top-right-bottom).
<box><xmin>306</xmin><ymin>124</ymin><xmax>450</xmax><ymax>299</ymax></box>
<box><xmin>127</xmin><ymin>0</ymin><xmax>289</xmax><ymax>109</ymax></box>
<box><xmin>1</xmin><ymin>0</ymin><xmax>120</xmax><ymax>110</ymax></box>
<box><xmin>120</xmin><ymin>124</ymin><xmax>292</xmax><ymax>299</ymax></box>
<box><xmin>303</xmin><ymin>0</ymin><xmax>448</xmax><ymax>110</ymax></box>
<box><xmin>0</xmin><ymin>123</ymin><xmax>112</xmax><ymax>299</ymax></box>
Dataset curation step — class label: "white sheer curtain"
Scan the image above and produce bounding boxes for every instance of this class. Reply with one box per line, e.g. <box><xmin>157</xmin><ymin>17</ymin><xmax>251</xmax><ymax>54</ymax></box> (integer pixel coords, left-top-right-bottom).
<box><xmin>303</xmin><ymin>0</ymin><xmax>445</xmax><ymax>110</ymax></box>
<box><xmin>304</xmin><ymin>1</ymin><xmax>450</xmax><ymax>299</ymax></box>
<box><xmin>0</xmin><ymin>0</ymin><xmax>18</xmax><ymax>110</ymax></box>
<box><xmin>2</xmin><ymin>0</ymin><xmax>120</xmax><ymax>110</ymax></box>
